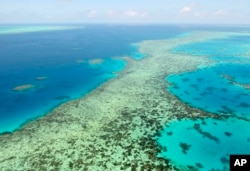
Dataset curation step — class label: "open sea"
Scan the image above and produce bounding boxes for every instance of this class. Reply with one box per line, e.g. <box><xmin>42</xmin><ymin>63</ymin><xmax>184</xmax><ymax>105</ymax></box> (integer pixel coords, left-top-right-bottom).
<box><xmin>0</xmin><ymin>24</ymin><xmax>250</xmax><ymax>170</ymax></box>
<box><xmin>0</xmin><ymin>24</ymin><xmax>184</xmax><ymax>133</ymax></box>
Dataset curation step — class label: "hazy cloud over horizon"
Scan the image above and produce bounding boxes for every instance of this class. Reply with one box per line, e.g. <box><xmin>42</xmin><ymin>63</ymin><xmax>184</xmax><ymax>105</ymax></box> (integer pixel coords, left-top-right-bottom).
<box><xmin>0</xmin><ymin>0</ymin><xmax>249</xmax><ymax>24</ymax></box>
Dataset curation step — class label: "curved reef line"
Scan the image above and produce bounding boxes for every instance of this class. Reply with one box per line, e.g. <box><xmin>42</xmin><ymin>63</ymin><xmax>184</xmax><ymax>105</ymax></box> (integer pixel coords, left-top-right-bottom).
<box><xmin>0</xmin><ymin>31</ymin><xmax>244</xmax><ymax>170</ymax></box>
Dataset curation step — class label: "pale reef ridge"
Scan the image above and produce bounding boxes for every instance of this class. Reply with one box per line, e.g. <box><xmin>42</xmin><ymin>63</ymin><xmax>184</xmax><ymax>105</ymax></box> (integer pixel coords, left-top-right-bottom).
<box><xmin>12</xmin><ymin>84</ymin><xmax>35</xmax><ymax>92</ymax></box>
<box><xmin>0</xmin><ymin>26</ymin><xmax>82</xmax><ymax>35</ymax></box>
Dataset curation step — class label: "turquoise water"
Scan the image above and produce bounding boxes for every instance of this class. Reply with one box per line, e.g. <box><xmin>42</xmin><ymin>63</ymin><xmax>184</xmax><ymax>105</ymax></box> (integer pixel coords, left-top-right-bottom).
<box><xmin>167</xmin><ymin>63</ymin><xmax>250</xmax><ymax>117</ymax></box>
<box><xmin>0</xmin><ymin>25</ymin><xmax>80</xmax><ymax>34</ymax></box>
<box><xmin>0</xmin><ymin>24</ymin><xmax>186</xmax><ymax>133</ymax></box>
<box><xmin>157</xmin><ymin>33</ymin><xmax>250</xmax><ymax>170</ymax></box>
<box><xmin>0</xmin><ymin>58</ymin><xmax>125</xmax><ymax>133</ymax></box>
<box><xmin>167</xmin><ymin>35</ymin><xmax>250</xmax><ymax>117</ymax></box>
<box><xmin>172</xmin><ymin>36</ymin><xmax>250</xmax><ymax>62</ymax></box>
<box><xmin>156</xmin><ymin>117</ymin><xmax>250</xmax><ymax>171</ymax></box>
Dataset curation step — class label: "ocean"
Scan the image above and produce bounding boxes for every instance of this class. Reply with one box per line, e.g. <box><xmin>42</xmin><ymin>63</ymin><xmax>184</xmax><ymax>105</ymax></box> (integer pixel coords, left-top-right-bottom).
<box><xmin>0</xmin><ymin>24</ymin><xmax>185</xmax><ymax>133</ymax></box>
<box><xmin>0</xmin><ymin>24</ymin><xmax>250</xmax><ymax>170</ymax></box>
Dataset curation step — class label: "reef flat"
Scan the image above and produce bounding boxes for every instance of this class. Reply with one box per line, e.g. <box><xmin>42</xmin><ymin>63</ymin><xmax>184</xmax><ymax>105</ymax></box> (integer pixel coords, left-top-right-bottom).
<box><xmin>0</xmin><ymin>26</ymin><xmax>81</xmax><ymax>35</ymax></box>
<box><xmin>0</xmin><ymin>31</ymin><xmax>244</xmax><ymax>170</ymax></box>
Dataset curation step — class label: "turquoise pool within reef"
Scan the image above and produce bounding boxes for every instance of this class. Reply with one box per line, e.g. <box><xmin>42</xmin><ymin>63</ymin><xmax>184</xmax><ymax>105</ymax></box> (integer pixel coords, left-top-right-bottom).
<box><xmin>167</xmin><ymin>63</ymin><xmax>250</xmax><ymax>117</ymax></box>
<box><xmin>157</xmin><ymin>33</ymin><xmax>250</xmax><ymax>170</ymax></box>
<box><xmin>166</xmin><ymin>34</ymin><xmax>250</xmax><ymax>117</ymax></box>
<box><xmin>156</xmin><ymin>117</ymin><xmax>250</xmax><ymax>171</ymax></box>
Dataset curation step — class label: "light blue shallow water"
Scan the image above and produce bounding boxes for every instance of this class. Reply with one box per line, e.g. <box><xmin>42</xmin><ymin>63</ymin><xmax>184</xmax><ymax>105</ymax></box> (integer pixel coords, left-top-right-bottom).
<box><xmin>167</xmin><ymin>63</ymin><xmax>250</xmax><ymax>117</ymax></box>
<box><xmin>172</xmin><ymin>35</ymin><xmax>250</xmax><ymax>62</ymax></box>
<box><xmin>156</xmin><ymin>117</ymin><xmax>250</xmax><ymax>171</ymax></box>
<box><xmin>167</xmin><ymin>35</ymin><xmax>250</xmax><ymax>117</ymax></box>
<box><xmin>157</xmin><ymin>33</ymin><xmax>250</xmax><ymax>170</ymax></box>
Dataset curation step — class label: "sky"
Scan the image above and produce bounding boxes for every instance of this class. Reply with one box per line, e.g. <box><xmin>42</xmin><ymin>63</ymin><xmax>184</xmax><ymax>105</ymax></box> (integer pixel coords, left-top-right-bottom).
<box><xmin>0</xmin><ymin>0</ymin><xmax>250</xmax><ymax>24</ymax></box>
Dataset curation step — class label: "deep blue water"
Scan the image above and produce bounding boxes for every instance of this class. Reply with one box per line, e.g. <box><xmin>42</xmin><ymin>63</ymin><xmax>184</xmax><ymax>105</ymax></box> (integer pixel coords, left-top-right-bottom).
<box><xmin>0</xmin><ymin>24</ymin><xmax>191</xmax><ymax>133</ymax></box>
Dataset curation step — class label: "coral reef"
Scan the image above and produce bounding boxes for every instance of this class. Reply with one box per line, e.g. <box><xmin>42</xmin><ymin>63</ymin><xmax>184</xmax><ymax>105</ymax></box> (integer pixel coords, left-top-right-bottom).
<box><xmin>0</xmin><ymin>31</ymin><xmax>238</xmax><ymax>170</ymax></box>
<box><xmin>88</xmin><ymin>59</ymin><xmax>104</xmax><ymax>65</ymax></box>
<box><xmin>12</xmin><ymin>84</ymin><xmax>35</xmax><ymax>91</ymax></box>
<box><xmin>35</xmin><ymin>76</ymin><xmax>47</xmax><ymax>80</ymax></box>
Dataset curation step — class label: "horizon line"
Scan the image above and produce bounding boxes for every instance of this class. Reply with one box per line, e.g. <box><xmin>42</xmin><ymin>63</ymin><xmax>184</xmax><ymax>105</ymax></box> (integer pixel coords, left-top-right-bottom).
<box><xmin>1</xmin><ymin>22</ymin><xmax>250</xmax><ymax>26</ymax></box>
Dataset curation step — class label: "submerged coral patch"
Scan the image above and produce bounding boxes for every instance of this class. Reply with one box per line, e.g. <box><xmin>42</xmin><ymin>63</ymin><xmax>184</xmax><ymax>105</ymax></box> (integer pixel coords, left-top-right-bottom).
<box><xmin>224</xmin><ymin>132</ymin><xmax>232</xmax><ymax>136</ymax></box>
<box><xmin>12</xmin><ymin>84</ymin><xmax>35</xmax><ymax>92</ymax></box>
<box><xmin>88</xmin><ymin>58</ymin><xmax>104</xmax><ymax>65</ymax></box>
<box><xmin>54</xmin><ymin>96</ymin><xmax>70</xmax><ymax>100</ymax></box>
<box><xmin>238</xmin><ymin>102</ymin><xmax>250</xmax><ymax>108</ymax></box>
<box><xmin>35</xmin><ymin>76</ymin><xmax>47</xmax><ymax>80</ymax></box>
<box><xmin>179</xmin><ymin>142</ymin><xmax>191</xmax><ymax>154</ymax></box>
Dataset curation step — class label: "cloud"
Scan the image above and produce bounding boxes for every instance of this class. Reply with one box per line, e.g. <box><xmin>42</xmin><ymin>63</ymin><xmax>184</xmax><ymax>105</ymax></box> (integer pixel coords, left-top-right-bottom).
<box><xmin>86</xmin><ymin>10</ymin><xmax>97</xmax><ymax>18</ymax></box>
<box><xmin>123</xmin><ymin>10</ymin><xmax>149</xmax><ymax>17</ymax></box>
<box><xmin>194</xmin><ymin>12</ymin><xmax>201</xmax><ymax>17</ymax></box>
<box><xmin>58</xmin><ymin>0</ymin><xmax>73</xmax><ymax>2</ymax></box>
<box><xmin>107</xmin><ymin>10</ymin><xmax>116</xmax><ymax>16</ymax></box>
<box><xmin>141</xmin><ymin>12</ymin><xmax>149</xmax><ymax>17</ymax></box>
<box><xmin>124</xmin><ymin>10</ymin><xmax>139</xmax><ymax>17</ymax></box>
<box><xmin>213</xmin><ymin>9</ymin><xmax>227</xmax><ymax>16</ymax></box>
<box><xmin>179</xmin><ymin>6</ymin><xmax>192</xmax><ymax>14</ymax></box>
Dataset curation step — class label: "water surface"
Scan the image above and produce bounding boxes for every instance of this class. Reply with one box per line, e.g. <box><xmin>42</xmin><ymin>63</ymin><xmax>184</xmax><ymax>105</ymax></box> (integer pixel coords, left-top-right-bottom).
<box><xmin>0</xmin><ymin>24</ymin><xmax>185</xmax><ymax>133</ymax></box>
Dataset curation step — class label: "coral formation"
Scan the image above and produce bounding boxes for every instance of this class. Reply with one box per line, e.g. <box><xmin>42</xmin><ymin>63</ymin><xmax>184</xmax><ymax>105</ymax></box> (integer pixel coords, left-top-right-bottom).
<box><xmin>35</xmin><ymin>76</ymin><xmax>47</xmax><ymax>80</ymax></box>
<box><xmin>12</xmin><ymin>84</ymin><xmax>35</xmax><ymax>91</ymax></box>
<box><xmin>88</xmin><ymin>59</ymin><xmax>104</xmax><ymax>65</ymax></box>
<box><xmin>0</xmin><ymin>31</ymin><xmax>242</xmax><ymax>170</ymax></box>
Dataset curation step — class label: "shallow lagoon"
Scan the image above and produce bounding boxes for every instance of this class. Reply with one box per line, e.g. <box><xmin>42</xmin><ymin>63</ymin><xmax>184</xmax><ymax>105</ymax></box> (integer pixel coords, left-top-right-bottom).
<box><xmin>158</xmin><ymin>32</ymin><xmax>250</xmax><ymax>170</ymax></box>
<box><xmin>167</xmin><ymin>63</ymin><xmax>250</xmax><ymax>117</ymax></box>
<box><xmin>156</xmin><ymin>117</ymin><xmax>250</xmax><ymax>171</ymax></box>
<box><xmin>166</xmin><ymin>34</ymin><xmax>250</xmax><ymax>117</ymax></box>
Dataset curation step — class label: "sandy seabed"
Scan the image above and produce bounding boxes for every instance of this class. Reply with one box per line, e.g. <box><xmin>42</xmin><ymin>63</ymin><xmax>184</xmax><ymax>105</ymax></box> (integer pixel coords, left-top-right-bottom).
<box><xmin>0</xmin><ymin>31</ymin><xmax>241</xmax><ymax>171</ymax></box>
